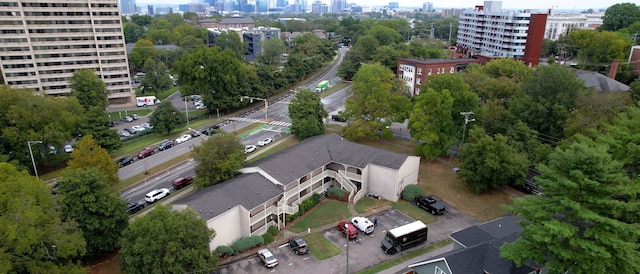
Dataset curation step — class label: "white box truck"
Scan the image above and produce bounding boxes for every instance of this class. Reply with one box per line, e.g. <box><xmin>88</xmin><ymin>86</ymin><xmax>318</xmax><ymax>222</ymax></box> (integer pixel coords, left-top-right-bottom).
<box><xmin>136</xmin><ymin>96</ymin><xmax>160</xmax><ymax>107</ymax></box>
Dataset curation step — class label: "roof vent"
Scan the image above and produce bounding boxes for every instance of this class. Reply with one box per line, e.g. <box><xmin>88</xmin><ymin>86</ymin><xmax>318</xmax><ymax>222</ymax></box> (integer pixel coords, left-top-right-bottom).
<box><xmin>257</xmin><ymin>191</ymin><xmax>259</xmax><ymax>194</ymax></box>
<box><xmin>210</xmin><ymin>210</ymin><xmax>213</xmax><ymax>213</ymax></box>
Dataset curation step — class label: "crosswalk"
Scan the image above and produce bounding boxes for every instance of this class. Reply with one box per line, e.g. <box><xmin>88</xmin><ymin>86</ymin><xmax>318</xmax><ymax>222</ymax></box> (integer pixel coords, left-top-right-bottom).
<box><xmin>227</xmin><ymin>117</ymin><xmax>292</xmax><ymax>127</ymax></box>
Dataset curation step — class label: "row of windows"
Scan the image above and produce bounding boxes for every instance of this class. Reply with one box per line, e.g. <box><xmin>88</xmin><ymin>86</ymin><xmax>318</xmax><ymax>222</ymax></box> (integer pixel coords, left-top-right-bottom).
<box><xmin>1</xmin><ymin>55</ymin><xmax>31</xmax><ymax>60</ymax></box>
<box><xmin>8</xmin><ymin>80</ymin><xmax>38</xmax><ymax>85</ymax></box>
<box><xmin>29</xmin><ymin>28</ymin><xmax>93</xmax><ymax>34</ymax></box>
<box><xmin>35</xmin><ymin>52</ymin><xmax>97</xmax><ymax>59</ymax></box>
<box><xmin>3</xmin><ymin>63</ymin><xmax>34</xmax><ymax>69</ymax></box>
<box><xmin>0</xmin><ymin>46</ymin><xmax>29</xmax><ymax>52</ymax></box>
<box><xmin>33</xmin><ymin>44</ymin><xmax>95</xmax><ymax>50</ymax></box>
<box><xmin>2</xmin><ymin>29</ymin><xmax>24</xmax><ymax>34</ymax></box>
<box><xmin>30</xmin><ymin>36</ymin><xmax>92</xmax><ymax>42</ymax></box>
<box><xmin>5</xmin><ymin>71</ymin><xmax>36</xmax><ymax>77</ymax></box>
<box><xmin>37</xmin><ymin>60</ymin><xmax>98</xmax><ymax>66</ymax></box>
<box><xmin>19</xmin><ymin>11</ymin><xmax>119</xmax><ymax>17</ymax></box>
<box><xmin>21</xmin><ymin>2</ymin><xmax>88</xmax><ymax>8</ymax></box>
<box><xmin>27</xmin><ymin>20</ymin><xmax>92</xmax><ymax>25</ymax></box>
<box><xmin>1</xmin><ymin>38</ymin><xmax>27</xmax><ymax>43</ymax></box>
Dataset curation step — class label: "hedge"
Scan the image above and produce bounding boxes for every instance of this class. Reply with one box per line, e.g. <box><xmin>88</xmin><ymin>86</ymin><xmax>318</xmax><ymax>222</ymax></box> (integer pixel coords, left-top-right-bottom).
<box><xmin>285</xmin><ymin>193</ymin><xmax>322</xmax><ymax>223</ymax></box>
<box><xmin>328</xmin><ymin>187</ymin><xmax>348</xmax><ymax>201</ymax></box>
<box><xmin>215</xmin><ymin>245</ymin><xmax>234</xmax><ymax>257</ymax></box>
<box><xmin>262</xmin><ymin>233</ymin><xmax>274</xmax><ymax>244</ymax></box>
<box><xmin>231</xmin><ymin>235</ymin><xmax>264</xmax><ymax>253</ymax></box>
<box><xmin>402</xmin><ymin>184</ymin><xmax>423</xmax><ymax>201</ymax></box>
<box><xmin>267</xmin><ymin>225</ymin><xmax>279</xmax><ymax>237</ymax></box>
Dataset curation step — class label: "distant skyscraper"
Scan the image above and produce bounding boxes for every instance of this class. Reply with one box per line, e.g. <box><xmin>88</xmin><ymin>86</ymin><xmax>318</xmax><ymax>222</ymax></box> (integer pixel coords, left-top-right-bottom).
<box><xmin>311</xmin><ymin>0</ymin><xmax>327</xmax><ymax>13</ymax></box>
<box><xmin>256</xmin><ymin>0</ymin><xmax>268</xmax><ymax>12</ymax></box>
<box><xmin>331</xmin><ymin>0</ymin><xmax>345</xmax><ymax>12</ymax></box>
<box><xmin>388</xmin><ymin>2</ymin><xmax>399</xmax><ymax>8</ymax></box>
<box><xmin>277</xmin><ymin>0</ymin><xmax>288</xmax><ymax>8</ymax></box>
<box><xmin>120</xmin><ymin>0</ymin><xmax>136</xmax><ymax>14</ymax></box>
<box><xmin>0</xmin><ymin>0</ymin><xmax>134</xmax><ymax>104</ymax></box>
<box><xmin>147</xmin><ymin>5</ymin><xmax>154</xmax><ymax>14</ymax></box>
<box><xmin>423</xmin><ymin>2</ymin><xmax>433</xmax><ymax>12</ymax></box>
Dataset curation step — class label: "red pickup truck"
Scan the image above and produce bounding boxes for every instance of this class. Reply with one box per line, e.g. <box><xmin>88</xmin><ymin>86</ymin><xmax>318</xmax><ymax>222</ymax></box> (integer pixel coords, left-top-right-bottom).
<box><xmin>172</xmin><ymin>176</ymin><xmax>193</xmax><ymax>189</ymax></box>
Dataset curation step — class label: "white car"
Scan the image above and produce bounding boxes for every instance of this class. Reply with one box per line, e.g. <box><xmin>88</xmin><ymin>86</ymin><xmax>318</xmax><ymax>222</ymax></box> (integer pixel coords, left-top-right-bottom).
<box><xmin>140</xmin><ymin>122</ymin><xmax>153</xmax><ymax>129</ymax></box>
<box><xmin>64</xmin><ymin>144</ymin><xmax>74</xmax><ymax>153</ymax></box>
<box><xmin>196</xmin><ymin>105</ymin><xmax>206</xmax><ymax>110</ymax></box>
<box><xmin>257</xmin><ymin>138</ymin><xmax>273</xmax><ymax>147</ymax></box>
<box><xmin>144</xmin><ymin>188</ymin><xmax>170</xmax><ymax>203</ymax></box>
<box><xmin>175</xmin><ymin>134</ymin><xmax>191</xmax><ymax>144</ymax></box>
<box><xmin>257</xmin><ymin>248</ymin><xmax>278</xmax><ymax>268</ymax></box>
<box><xmin>245</xmin><ymin>145</ymin><xmax>257</xmax><ymax>154</ymax></box>
<box><xmin>351</xmin><ymin>216</ymin><xmax>375</xmax><ymax>234</ymax></box>
<box><xmin>131</xmin><ymin>125</ymin><xmax>146</xmax><ymax>132</ymax></box>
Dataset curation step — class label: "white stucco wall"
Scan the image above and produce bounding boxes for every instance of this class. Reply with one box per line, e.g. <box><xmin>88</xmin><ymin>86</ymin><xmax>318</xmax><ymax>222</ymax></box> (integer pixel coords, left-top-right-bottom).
<box><xmin>367</xmin><ymin>164</ymin><xmax>400</xmax><ymax>202</ymax></box>
<box><xmin>397</xmin><ymin>156</ymin><xmax>421</xmax><ymax>191</ymax></box>
<box><xmin>208</xmin><ymin>205</ymin><xmax>250</xmax><ymax>250</ymax></box>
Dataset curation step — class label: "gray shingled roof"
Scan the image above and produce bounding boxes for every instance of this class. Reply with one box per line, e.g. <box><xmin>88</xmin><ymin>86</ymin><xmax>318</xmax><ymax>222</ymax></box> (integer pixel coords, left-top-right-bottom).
<box><xmin>173</xmin><ymin>173</ymin><xmax>282</xmax><ymax>219</ymax></box>
<box><xmin>398</xmin><ymin>58</ymin><xmax>479</xmax><ymax>65</ymax></box>
<box><xmin>450</xmin><ymin>225</ymin><xmax>493</xmax><ymax>248</ymax></box>
<box><xmin>574</xmin><ymin>69</ymin><xmax>630</xmax><ymax>92</ymax></box>
<box><xmin>246</xmin><ymin>134</ymin><xmax>410</xmax><ymax>186</ymax></box>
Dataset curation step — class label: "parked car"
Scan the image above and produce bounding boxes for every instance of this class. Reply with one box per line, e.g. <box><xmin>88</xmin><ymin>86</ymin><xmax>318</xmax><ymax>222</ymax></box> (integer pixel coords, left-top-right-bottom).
<box><xmin>116</xmin><ymin>156</ymin><xmax>135</xmax><ymax>168</ymax></box>
<box><xmin>351</xmin><ymin>216</ymin><xmax>375</xmax><ymax>234</ymax></box>
<box><xmin>157</xmin><ymin>140</ymin><xmax>174</xmax><ymax>151</ymax></box>
<box><xmin>126</xmin><ymin>201</ymin><xmax>145</xmax><ymax>214</ymax></box>
<box><xmin>124</xmin><ymin>128</ymin><xmax>137</xmax><ymax>135</ymax></box>
<box><xmin>244</xmin><ymin>145</ymin><xmax>257</xmax><ymax>154</ymax></box>
<box><xmin>191</xmin><ymin>128</ymin><xmax>209</xmax><ymax>138</ymax></box>
<box><xmin>415</xmin><ymin>196</ymin><xmax>446</xmax><ymax>215</ymax></box>
<box><xmin>132</xmin><ymin>125</ymin><xmax>146</xmax><ymax>133</ymax></box>
<box><xmin>121</xmin><ymin>116</ymin><xmax>133</xmax><ymax>123</ymax></box>
<box><xmin>137</xmin><ymin>147</ymin><xmax>155</xmax><ymax>158</ymax></box>
<box><xmin>175</xmin><ymin>134</ymin><xmax>191</xmax><ymax>144</ymax></box>
<box><xmin>257</xmin><ymin>138</ymin><xmax>273</xmax><ymax>147</ymax></box>
<box><xmin>64</xmin><ymin>144</ymin><xmax>73</xmax><ymax>153</ymax></box>
<box><xmin>144</xmin><ymin>188</ymin><xmax>170</xmax><ymax>203</ymax></box>
<box><xmin>118</xmin><ymin>130</ymin><xmax>131</xmax><ymax>137</ymax></box>
<box><xmin>288</xmin><ymin>237</ymin><xmax>309</xmax><ymax>255</ymax></box>
<box><xmin>196</xmin><ymin>105</ymin><xmax>206</xmax><ymax>110</ymax></box>
<box><xmin>257</xmin><ymin>248</ymin><xmax>278</xmax><ymax>268</ymax></box>
<box><xmin>140</xmin><ymin>122</ymin><xmax>153</xmax><ymax>129</ymax></box>
<box><xmin>132</xmin><ymin>114</ymin><xmax>139</xmax><ymax>120</ymax></box>
<box><xmin>338</xmin><ymin>221</ymin><xmax>359</xmax><ymax>239</ymax></box>
<box><xmin>172</xmin><ymin>176</ymin><xmax>193</xmax><ymax>189</ymax></box>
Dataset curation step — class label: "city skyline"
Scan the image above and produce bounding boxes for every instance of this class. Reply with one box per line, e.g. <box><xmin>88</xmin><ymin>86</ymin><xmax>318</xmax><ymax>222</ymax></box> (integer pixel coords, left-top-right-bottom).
<box><xmin>133</xmin><ymin>0</ymin><xmax>622</xmax><ymax>11</ymax></box>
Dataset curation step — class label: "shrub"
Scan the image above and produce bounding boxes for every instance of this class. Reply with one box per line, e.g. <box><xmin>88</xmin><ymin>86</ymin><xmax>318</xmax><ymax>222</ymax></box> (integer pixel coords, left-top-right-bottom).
<box><xmin>328</xmin><ymin>187</ymin><xmax>348</xmax><ymax>201</ymax></box>
<box><xmin>262</xmin><ymin>233</ymin><xmax>274</xmax><ymax>244</ymax></box>
<box><xmin>231</xmin><ymin>236</ymin><xmax>265</xmax><ymax>253</ymax></box>
<box><xmin>267</xmin><ymin>225</ymin><xmax>279</xmax><ymax>237</ymax></box>
<box><xmin>402</xmin><ymin>184</ymin><xmax>423</xmax><ymax>201</ymax></box>
<box><xmin>215</xmin><ymin>245</ymin><xmax>234</xmax><ymax>257</ymax></box>
<box><xmin>285</xmin><ymin>193</ymin><xmax>323</xmax><ymax>223</ymax></box>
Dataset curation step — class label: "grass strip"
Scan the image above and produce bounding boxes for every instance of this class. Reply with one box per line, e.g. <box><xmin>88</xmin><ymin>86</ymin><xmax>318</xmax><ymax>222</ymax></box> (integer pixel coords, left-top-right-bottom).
<box><xmin>302</xmin><ymin>232</ymin><xmax>342</xmax><ymax>260</ymax></box>
<box><xmin>356</xmin><ymin>239</ymin><xmax>453</xmax><ymax>274</ymax></box>
<box><xmin>392</xmin><ymin>200</ymin><xmax>438</xmax><ymax>225</ymax></box>
<box><xmin>354</xmin><ymin>197</ymin><xmax>392</xmax><ymax>214</ymax></box>
<box><xmin>289</xmin><ymin>200</ymin><xmax>352</xmax><ymax>233</ymax></box>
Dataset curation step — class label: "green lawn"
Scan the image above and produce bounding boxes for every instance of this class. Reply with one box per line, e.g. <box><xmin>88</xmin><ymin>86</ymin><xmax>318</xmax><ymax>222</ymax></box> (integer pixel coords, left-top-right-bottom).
<box><xmin>356</xmin><ymin>239</ymin><xmax>453</xmax><ymax>274</ymax></box>
<box><xmin>392</xmin><ymin>200</ymin><xmax>438</xmax><ymax>225</ymax></box>
<box><xmin>135</xmin><ymin>86</ymin><xmax>179</xmax><ymax>100</ymax></box>
<box><xmin>289</xmin><ymin>200</ymin><xmax>352</xmax><ymax>233</ymax></box>
<box><xmin>302</xmin><ymin>232</ymin><xmax>342</xmax><ymax>260</ymax></box>
<box><xmin>108</xmin><ymin>109</ymin><xmax>154</xmax><ymax>122</ymax></box>
<box><xmin>354</xmin><ymin>197</ymin><xmax>392</xmax><ymax>214</ymax></box>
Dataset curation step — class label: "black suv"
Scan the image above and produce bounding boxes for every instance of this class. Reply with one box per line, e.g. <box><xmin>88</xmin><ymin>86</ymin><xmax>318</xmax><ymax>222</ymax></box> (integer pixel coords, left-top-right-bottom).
<box><xmin>191</xmin><ymin>128</ymin><xmax>209</xmax><ymax>138</ymax></box>
<box><xmin>157</xmin><ymin>140</ymin><xmax>174</xmax><ymax>151</ymax></box>
<box><xmin>126</xmin><ymin>201</ymin><xmax>145</xmax><ymax>214</ymax></box>
<box><xmin>415</xmin><ymin>196</ymin><xmax>446</xmax><ymax>215</ymax></box>
<box><xmin>288</xmin><ymin>237</ymin><xmax>309</xmax><ymax>255</ymax></box>
<box><xmin>117</xmin><ymin>156</ymin><xmax>135</xmax><ymax>168</ymax></box>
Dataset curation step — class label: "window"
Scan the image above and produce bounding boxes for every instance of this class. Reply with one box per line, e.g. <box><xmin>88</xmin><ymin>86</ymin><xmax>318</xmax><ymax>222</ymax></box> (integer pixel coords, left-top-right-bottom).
<box><xmin>428</xmin><ymin>68</ymin><xmax>432</xmax><ymax>75</ymax></box>
<box><xmin>417</xmin><ymin>68</ymin><xmax>422</xmax><ymax>75</ymax></box>
<box><xmin>450</xmin><ymin>67</ymin><xmax>455</xmax><ymax>73</ymax></box>
<box><xmin>417</xmin><ymin>78</ymin><xmax>422</xmax><ymax>85</ymax></box>
<box><xmin>435</xmin><ymin>266</ymin><xmax>446</xmax><ymax>274</ymax></box>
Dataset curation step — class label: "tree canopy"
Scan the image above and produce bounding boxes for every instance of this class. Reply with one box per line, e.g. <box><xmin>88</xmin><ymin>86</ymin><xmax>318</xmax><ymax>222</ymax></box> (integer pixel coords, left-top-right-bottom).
<box><xmin>501</xmin><ymin>139</ymin><xmax>640</xmax><ymax>273</ymax></box>
<box><xmin>409</xmin><ymin>88</ymin><xmax>456</xmax><ymax>159</ymax></box>
<box><xmin>288</xmin><ymin>90</ymin><xmax>328</xmax><ymax>140</ymax></box>
<box><xmin>149</xmin><ymin>101</ymin><xmax>186</xmax><ymax>135</ymax></box>
<box><xmin>119</xmin><ymin>205</ymin><xmax>217</xmax><ymax>274</ymax></box>
<box><xmin>0</xmin><ymin>163</ymin><xmax>86</xmax><ymax>273</ymax></box>
<box><xmin>69</xmin><ymin>69</ymin><xmax>109</xmax><ymax>111</ymax></box>
<box><xmin>66</xmin><ymin>135</ymin><xmax>119</xmax><ymax>186</ymax></box>
<box><xmin>600</xmin><ymin>2</ymin><xmax>640</xmax><ymax>31</ymax></box>
<box><xmin>141</xmin><ymin>59</ymin><xmax>173</xmax><ymax>97</ymax></box>
<box><xmin>130</xmin><ymin>39</ymin><xmax>157</xmax><ymax>71</ymax></box>
<box><xmin>56</xmin><ymin>168</ymin><xmax>128</xmax><ymax>259</ymax></box>
<box><xmin>192</xmin><ymin>133</ymin><xmax>245</xmax><ymax>188</ymax></box>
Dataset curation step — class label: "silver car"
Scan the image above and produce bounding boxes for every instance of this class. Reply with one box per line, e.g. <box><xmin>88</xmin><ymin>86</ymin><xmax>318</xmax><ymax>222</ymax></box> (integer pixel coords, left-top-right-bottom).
<box><xmin>257</xmin><ymin>248</ymin><xmax>278</xmax><ymax>268</ymax></box>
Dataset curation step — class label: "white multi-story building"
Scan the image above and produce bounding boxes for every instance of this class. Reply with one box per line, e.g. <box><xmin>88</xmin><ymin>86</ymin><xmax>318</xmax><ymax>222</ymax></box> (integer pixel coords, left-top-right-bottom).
<box><xmin>0</xmin><ymin>0</ymin><xmax>134</xmax><ymax>105</ymax></box>
<box><xmin>544</xmin><ymin>11</ymin><xmax>603</xmax><ymax>40</ymax></box>
<box><xmin>456</xmin><ymin>1</ymin><xmax>548</xmax><ymax>66</ymax></box>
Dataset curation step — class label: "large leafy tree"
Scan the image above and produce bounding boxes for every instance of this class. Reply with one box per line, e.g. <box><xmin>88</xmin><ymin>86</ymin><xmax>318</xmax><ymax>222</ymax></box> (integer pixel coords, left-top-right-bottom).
<box><xmin>149</xmin><ymin>101</ymin><xmax>186</xmax><ymax>135</ymax></box>
<box><xmin>342</xmin><ymin>63</ymin><xmax>411</xmax><ymax>140</ymax></box>
<box><xmin>57</xmin><ymin>168</ymin><xmax>128</xmax><ymax>259</ymax></box>
<box><xmin>0</xmin><ymin>163</ymin><xmax>86</xmax><ymax>273</ymax></box>
<box><xmin>501</xmin><ymin>139</ymin><xmax>640</xmax><ymax>273</ymax></box>
<box><xmin>215</xmin><ymin>31</ymin><xmax>248</xmax><ymax>60</ymax></box>
<box><xmin>66</xmin><ymin>135</ymin><xmax>119</xmax><ymax>186</ymax></box>
<box><xmin>255</xmin><ymin>38</ymin><xmax>286</xmax><ymax>66</ymax></box>
<box><xmin>192</xmin><ymin>133</ymin><xmax>245</xmax><ymax>188</ymax></box>
<box><xmin>77</xmin><ymin>106</ymin><xmax>121</xmax><ymax>152</ymax></box>
<box><xmin>130</xmin><ymin>39</ymin><xmax>157</xmax><ymax>71</ymax></box>
<box><xmin>508</xmin><ymin>64</ymin><xmax>586</xmax><ymax>140</ymax></box>
<box><xmin>123</xmin><ymin>22</ymin><xmax>145</xmax><ymax>43</ymax></box>
<box><xmin>140</xmin><ymin>59</ymin><xmax>173</xmax><ymax>97</ymax></box>
<box><xmin>69</xmin><ymin>69</ymin><xmax>108</xmax><ymax>111</ymax></box>
<box><xmin>289</xmin><ymin>90</ymin><xmax>328</xmax><ymax>140</ymax></box>
<box><xmin>173</xmin><ymin>46</ymin><xmax>261</xmax><ymax>111</ymax></box>
<box><xmin>409</xmin><ymin>88</ymin><xmax>456</xmax><ymax>159</ymax></box>
<box><xmin>600</xmin><ymin>2</ymin><xmax>640</xmax><ymax>31</ymax></box>
<box><xmin>458</xmin><ymin>127</ymin><xmax>528</xmax><ymax>193</ymax></box>
<box><xmin>427</xmin><ymin>73</ymin><xmax>480</xmax><ymax>129</ymax></box>
<box><xmin>120</xmin><ymin>205</ymin><xmax>217</xmax><ymax>274</ymax></box>
<box><xmin>569</xmin><ymin>29</ymin><xmax>630</xmax><ymax>68</ymax></box>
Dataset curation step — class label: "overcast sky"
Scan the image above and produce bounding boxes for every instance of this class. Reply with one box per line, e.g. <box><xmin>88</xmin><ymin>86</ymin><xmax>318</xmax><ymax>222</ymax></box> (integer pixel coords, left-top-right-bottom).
<box><xmin>134</xmin><ymin>0</ymin><xmax>619</xmax><ymax>11</ymax></box>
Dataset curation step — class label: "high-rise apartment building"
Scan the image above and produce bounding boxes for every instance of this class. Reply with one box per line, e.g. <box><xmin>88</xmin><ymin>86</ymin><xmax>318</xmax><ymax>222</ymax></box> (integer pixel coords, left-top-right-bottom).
<box><xmin>422</xmin><ymin>2</ymin><xmax>433</xmax><ymax>12</ymax></box>
<box><xmin>120</xmin><ymin>0</ymin><xmax>136</xmax><ymax>15</ymax></box>
<box><xmin>0</xmin><ymin>0</ymin><xmax>134</xmax><ymax>105</ymax></box>
<box><xmin>331</xmin><ymin>0</ymin><xmax>345</xmax><ymax>13</ymax></box>
<box><xmin>311</xmin><ymin>0</ymin><xmax>328</xmax><ymax>13</ymax></box>
<box><xmin>456</xmin><ymin>1</ymin><xmax>547</xmax><ymax>66</ymax></box>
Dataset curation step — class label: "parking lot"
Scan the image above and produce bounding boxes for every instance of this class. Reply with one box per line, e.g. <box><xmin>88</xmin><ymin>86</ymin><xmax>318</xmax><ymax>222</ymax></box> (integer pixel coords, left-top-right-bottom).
<box><xmin>215</xmin><ymin>209</ymin><xmax>443</xmax><ymax>273</ymax></box>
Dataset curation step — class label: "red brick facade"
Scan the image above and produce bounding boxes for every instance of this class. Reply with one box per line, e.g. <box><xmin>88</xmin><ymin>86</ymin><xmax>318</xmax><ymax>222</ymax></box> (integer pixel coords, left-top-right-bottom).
<box><xmin>397</xmin><ymin>58</ymin><xmax>481</xmax><ymax>96</ymax></box>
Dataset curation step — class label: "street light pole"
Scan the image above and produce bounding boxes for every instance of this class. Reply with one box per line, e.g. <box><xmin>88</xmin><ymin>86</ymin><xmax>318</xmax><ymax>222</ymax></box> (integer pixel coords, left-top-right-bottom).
<box><xmin>184</xmin><ymin>96</ymin><xmax>190</xmax><ymax>129</ymax></box>
<box><xmin>27</xmin><ymin>140</ymin><xmax>42</xmax><ymax>180</ymax></box>
<box><xmin>460</xmin><ymin>112</ymin><xmax>475</xmax><ymax>146</ymax></box>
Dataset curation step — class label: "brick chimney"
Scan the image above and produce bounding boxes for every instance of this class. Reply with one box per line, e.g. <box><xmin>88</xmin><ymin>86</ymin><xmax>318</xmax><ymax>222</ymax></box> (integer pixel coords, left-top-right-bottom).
<box><xmin>607</xmin><ymin>59</ymin><xmax>619</xmax><ymax>79</ymax></box>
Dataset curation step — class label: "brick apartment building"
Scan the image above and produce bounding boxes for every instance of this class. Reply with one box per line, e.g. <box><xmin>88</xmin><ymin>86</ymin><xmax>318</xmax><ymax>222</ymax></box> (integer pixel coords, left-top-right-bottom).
<box><xmin>397</xmin><ymin>58</ymin><xmax>481</xmax><ymax>96</ymax></box>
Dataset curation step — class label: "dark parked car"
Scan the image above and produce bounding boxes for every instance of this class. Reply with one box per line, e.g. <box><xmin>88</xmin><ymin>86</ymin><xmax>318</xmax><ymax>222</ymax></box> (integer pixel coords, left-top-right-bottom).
<box><xmin>157</xmin><ymin>140</ymin><xmax>174</xmax><ymax>151</ymax></box>
<box><xmin>126</xmin><ymin>201</ymin><xmax>145</xmax><ymax>214</ymax></box>
<box><xmin>137</xmin><ymin>147</ymin><xmax>155</xmax><ymax>159</ymax></box>
<box><xmin>172</xmin><ymin>176</ymin><xmax>194</xmax><ymax>189</ymax></box>
<box><xmin>191</xmin><ymin>128</ymin><xmax>209</xmax><ymax>137</ymax></box>
<box><xmin>117</xmin><ymin>156</ymin><xmax>135</xmax><ymax>167</ymax></box>
<box><xmin>288</xmin><ymin>237</ymin><xmax>309</xmax><ymax>255</ymax></box>
<box><xmin>415</xmin><ymin>196</ymin><xmax>446</xmax><ymax>215</ymax></box>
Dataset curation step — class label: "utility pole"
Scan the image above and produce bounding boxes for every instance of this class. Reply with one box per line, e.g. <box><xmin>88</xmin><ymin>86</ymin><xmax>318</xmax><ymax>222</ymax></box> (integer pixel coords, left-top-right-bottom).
<box><xmin>240</xmin><ymin>96</ymin><xmax>269</xmax><ymax>121</ymax></box>
<box><xmin>460</xmin><ymin>112</ymin><xmax>475</xmax><ymax>146</ymax></box>
<box><xmin>27</xmin><ymin>140</ymin><xmax>42</xmax><ymax>180</ymax></box>
<box><xmin>430</xmin><ymin>23</ymin><xmax>434</xmax><ymax>39</ymax></box>
<box><xmin>448</xmin><ymin>22</ymin><xmax>453</xmax><ymax>44</ymax></box>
